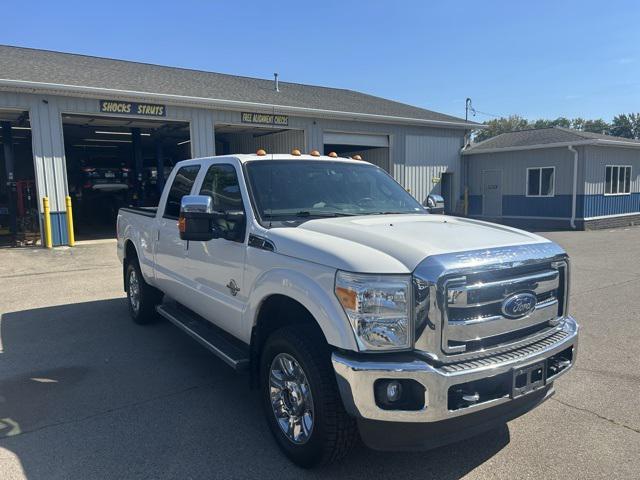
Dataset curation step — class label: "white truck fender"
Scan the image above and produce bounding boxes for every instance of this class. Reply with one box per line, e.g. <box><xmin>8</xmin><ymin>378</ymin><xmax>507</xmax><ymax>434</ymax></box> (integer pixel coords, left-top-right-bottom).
<box><xmin>244</xmin><ymin>267</ymin><xmax>358</xmax><ymax>351</ymax></box>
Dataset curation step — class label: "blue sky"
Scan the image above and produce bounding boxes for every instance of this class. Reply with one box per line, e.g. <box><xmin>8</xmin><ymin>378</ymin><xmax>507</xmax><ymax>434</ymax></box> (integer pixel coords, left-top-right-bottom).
<box><xmin>2</xmin><ymin>0</ymin><xmax>639</xmax><ymax>122</ymax></box>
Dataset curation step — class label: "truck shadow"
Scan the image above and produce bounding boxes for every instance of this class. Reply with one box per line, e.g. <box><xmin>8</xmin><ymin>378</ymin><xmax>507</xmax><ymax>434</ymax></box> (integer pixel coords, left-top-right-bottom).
<box><xmin>0</xmin><ymin>298</ymin><xmax>509</xmax><ymax>480</ymax></box>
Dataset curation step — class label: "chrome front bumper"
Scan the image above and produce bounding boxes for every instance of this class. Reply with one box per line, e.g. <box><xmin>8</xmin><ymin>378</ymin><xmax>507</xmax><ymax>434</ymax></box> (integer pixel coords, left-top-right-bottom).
<box><xmin>332</xmin><ymin>317</ymin><xmax>578</xmax><ymax>423</ymax></box>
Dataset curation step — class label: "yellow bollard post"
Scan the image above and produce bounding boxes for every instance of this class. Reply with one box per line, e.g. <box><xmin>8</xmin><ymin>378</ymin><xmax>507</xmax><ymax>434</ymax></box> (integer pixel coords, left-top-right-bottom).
<box><xmin>65</xmin><ymin>196</ymin><xmax>75</xmax><ymax>246</ymax></box>
<box><xmin>42</xmin><ymin>197</ymin><xmax>53</xmax><ymax>249</ymax></box>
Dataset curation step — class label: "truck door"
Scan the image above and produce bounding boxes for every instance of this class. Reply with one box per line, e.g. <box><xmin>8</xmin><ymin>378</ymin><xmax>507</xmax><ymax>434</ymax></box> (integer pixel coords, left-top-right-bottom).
<box><xmin>182</xmin><ymin>162</ymin><xmax>248</xmax><ymax>339</ymax></box>
<box><xmin>154</xmin><ymin>164</ymin><xmax>201</xmax><ymax>300</ymax></box>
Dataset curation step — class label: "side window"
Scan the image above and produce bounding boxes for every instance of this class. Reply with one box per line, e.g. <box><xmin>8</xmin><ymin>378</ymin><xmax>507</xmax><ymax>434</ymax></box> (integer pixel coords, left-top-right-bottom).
<box><xmin>163</xmin><ymin>165</ymin><xmax>200</xmax><ymax>218</ymax></box>
<box><xmin>200</xmin><ymin>164</ymin><xmax>244</xmax><ymax>212</ymax></box>
<box><xmin>527</xmin><ymin>167</ymin><xmax>555</xmax><ymax>197</ymax></box>
<box><xmin>199</xmin><ymin>164</ymin><xmax>246</xmax><ymax>241</ymax></box>
<box><xmin>605</xmin><ymin>165</ymin><xmax>631</xmax><ymax>195</ymax></box>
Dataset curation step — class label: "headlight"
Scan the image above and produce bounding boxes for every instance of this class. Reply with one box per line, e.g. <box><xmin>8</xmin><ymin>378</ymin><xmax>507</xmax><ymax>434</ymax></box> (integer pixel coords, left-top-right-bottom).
<box><xmin>335</xmin><ymin>271</ymin><xmax>412</xmax><ymax>351</ymax></box>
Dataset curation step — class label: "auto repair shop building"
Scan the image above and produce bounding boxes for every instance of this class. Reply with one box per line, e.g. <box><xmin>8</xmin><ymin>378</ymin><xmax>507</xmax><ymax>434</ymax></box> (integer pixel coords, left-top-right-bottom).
<box><xmin>463</xmin><ymin>127</ymin><xmax>640</xmax><ymax>230</ymax></box>
<box><xmin>0</xmin><ymin>45</ymin><xmax>477</xmax><ymax>246</ymax></box>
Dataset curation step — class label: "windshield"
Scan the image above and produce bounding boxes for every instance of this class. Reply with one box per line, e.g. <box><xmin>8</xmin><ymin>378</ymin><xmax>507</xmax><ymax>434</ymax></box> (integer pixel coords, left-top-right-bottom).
<box><xmin>245</xmin><ymin>160</ymin><xmax>425</xmax><ymax>224</ymax></box>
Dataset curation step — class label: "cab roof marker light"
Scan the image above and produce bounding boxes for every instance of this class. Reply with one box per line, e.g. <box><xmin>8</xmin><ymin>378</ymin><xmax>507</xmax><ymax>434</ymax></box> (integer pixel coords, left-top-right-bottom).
<box><xmin>256</xmin><ymin>149</ymin><xmax>267</xmax><ymax>156</ymax></box>
<box><xmin>291</xmin><ymin>149</ymin><xmax>301</xmax><ymax>156</ymax></box>
<box><xmin>309</xmin><ymin>150</ymin><xmax>321</xmax><ymax>157</ymax></box>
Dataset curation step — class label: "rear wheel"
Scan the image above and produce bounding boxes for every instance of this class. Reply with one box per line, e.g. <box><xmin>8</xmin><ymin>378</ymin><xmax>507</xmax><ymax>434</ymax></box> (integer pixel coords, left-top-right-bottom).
<box><xmin>125</xmin><ymin>259</ymin><xmax>162</xmax><ymax>324</ymax></box>
<box><xmin>260</xmin><ymin>325</ymin><xmax>358</xmax><ymax>467</ymax></box>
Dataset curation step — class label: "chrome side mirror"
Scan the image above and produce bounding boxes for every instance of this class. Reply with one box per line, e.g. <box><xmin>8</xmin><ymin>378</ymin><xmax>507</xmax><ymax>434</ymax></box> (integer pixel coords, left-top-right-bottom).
<box><xmin>423</xmin><ymin>194</ymin><xmax>444</xmax><ymax>213</ymax></box>
<box><xmin>179</xmin><ymin>195</ymin><xmax>219</xmax><ymax>241</ymax></box>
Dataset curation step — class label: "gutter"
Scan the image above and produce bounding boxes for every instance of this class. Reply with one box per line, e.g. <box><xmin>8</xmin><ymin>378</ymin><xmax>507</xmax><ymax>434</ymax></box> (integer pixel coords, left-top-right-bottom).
<box><xmin>462</xmin><ymin>140</ymin><xmax>595</xmax><ymax>155</ymax></box>
<box><xmin>463</xmin><ymin>138</ymin><xmax>640</xmax><ymax>155</ymax></box>
<box><xmin>0</xmin><ymin>78</ymin><xmax>483</xmax><ymax>130</ymax></box>
<box><xmin>568</xmin><ymin>145</ymin><xmax>578</xmax><ymax>229</ymax></box>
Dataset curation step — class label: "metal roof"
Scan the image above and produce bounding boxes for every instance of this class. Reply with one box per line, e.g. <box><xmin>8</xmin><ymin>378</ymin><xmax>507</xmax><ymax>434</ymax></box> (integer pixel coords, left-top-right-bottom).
<box><xmin>464</xmin><ymin>126</ymin><xmax>640</xmax><ymax>154</ymax></box>
<box><xmin>0</xmin><ymin>45</ymin><xmax>478</xmax><ymax>128</ymax></box>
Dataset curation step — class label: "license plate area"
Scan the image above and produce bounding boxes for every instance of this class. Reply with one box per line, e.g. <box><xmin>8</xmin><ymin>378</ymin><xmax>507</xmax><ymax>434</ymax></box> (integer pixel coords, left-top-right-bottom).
<box><xmin>511</xmin><ymin>360</ymin><xmax>546</xmax><ymax>398</ymax></box>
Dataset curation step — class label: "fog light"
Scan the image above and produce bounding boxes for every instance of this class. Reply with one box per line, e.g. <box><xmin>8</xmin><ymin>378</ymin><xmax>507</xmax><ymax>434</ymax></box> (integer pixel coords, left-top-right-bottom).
<box><xmin>374</xmin><ymin>379</ymin><xmax>425</xmax><ymax>410</ymax></box>
<box><xmin>386</xmin><ymin>381</ymin><xmax>402</xmax><ymax>402</ymax></box>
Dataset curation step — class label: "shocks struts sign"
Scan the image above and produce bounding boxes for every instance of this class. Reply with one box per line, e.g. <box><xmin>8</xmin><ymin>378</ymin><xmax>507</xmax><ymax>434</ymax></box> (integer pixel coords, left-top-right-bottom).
<box><xmin>99</xmin><ymin>100</ymin><xmax>166</xmax><ymax>117</ymax></box>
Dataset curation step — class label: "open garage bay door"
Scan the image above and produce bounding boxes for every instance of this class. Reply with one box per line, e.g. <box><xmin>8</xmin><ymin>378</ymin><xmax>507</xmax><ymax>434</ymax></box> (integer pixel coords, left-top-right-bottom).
<box><xmin>323</xmin><ymin>132</ymin><xmax>390</xmax><ymax>171</ymax></box>
<box><xmin>0</xmin><ymin>109</ymin><xmax>39</xmax><ymax>246</ymax></box>
<box><xmin>215</xmin><ymin>124</ymin><xmax>305</xmax><ymax>155</ymax></box>
<box><xmin>62</xmin><ymin>114</ymin><xmax>191</xmax><ymax>240</ymax></box>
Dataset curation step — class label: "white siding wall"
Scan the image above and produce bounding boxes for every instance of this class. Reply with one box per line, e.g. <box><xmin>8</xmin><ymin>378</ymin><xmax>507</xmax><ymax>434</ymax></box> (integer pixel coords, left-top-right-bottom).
<box><xmin>583</xmin><ymin>145</ymin><xmax>640</xmax><ymax>195</ymax></box>
<box><xmin>466</xmin><ymin>147</ymin><xmax>581</xmax><ymax>195</ymax></box>
<box><xmin>404</xmin><ymin>134</ymin><xmax>462</xmax><ymax>205</ymax></box>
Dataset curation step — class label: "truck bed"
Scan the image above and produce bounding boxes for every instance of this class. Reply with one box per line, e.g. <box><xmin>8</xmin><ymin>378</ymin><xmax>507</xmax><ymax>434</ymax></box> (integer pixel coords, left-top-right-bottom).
<box><xmin>120</xmin><ymin>206</ymin><xmax>158</xmax><ymax>218</ymax></box>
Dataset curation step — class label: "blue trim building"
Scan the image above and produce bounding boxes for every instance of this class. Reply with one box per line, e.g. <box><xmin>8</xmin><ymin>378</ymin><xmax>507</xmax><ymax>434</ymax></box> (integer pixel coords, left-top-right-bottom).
<box><xmin>462</xmin><ymin>127</ymin><xmax>640</xmax><ymax>230</ymax></box>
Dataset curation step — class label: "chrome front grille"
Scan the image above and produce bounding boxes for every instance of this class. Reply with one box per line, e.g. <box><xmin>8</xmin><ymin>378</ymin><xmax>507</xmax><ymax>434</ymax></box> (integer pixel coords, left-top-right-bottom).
<box><xmin>442</xmin><ymin>263</ymin><xmax>566</xmax><ymax>354</ymax></box>
<box><xmin>413</xmin><ymin>242</ymin><xmax>570</xmax><ymax>364</ymax></box>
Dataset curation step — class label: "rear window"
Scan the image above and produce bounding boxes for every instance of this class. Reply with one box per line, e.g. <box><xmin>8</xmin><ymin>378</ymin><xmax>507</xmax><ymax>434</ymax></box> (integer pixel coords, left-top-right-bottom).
<box><xmin>163</xmin><ymin>165</ymin><xmax>200</xmax><ymax>218</ymax></box>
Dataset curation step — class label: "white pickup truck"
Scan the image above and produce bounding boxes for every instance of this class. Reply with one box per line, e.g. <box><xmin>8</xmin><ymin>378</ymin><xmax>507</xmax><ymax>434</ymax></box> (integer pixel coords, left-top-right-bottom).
<box><xmin>117</xmin><ymin>152</ymin><xmax>578</xmax><ymax>467</ymax></box>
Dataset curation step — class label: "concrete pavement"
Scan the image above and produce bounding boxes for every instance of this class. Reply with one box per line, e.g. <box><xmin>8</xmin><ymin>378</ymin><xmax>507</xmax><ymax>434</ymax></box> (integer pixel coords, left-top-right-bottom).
<box><xmin>0</xmin><ymin>230</ymin><xmax>639</xmax><ymax>479</ymax></box>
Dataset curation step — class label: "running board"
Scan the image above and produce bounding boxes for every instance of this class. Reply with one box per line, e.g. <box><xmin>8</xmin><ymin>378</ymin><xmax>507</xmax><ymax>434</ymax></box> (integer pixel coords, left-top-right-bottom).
<box><xmin>156</xmin><ymin>302</ymin><xmax>250</xmax><ymax>371</ymax></box>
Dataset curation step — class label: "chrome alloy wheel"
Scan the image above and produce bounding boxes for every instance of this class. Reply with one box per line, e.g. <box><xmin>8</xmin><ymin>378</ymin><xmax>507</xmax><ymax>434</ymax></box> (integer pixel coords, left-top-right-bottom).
<box><xmin>128</xmin><ymin>268</ymin><xmax>140</xmax><ymax>314</ymax></box>
<box><xmin>269</xmin><ymin>353</ymin><xmax>315</xmax><ymax>444</ymax></box>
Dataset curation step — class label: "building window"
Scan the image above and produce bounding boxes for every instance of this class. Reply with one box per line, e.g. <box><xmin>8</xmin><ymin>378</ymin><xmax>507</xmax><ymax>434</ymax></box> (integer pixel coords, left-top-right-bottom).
<box><xmin>527</xmin><ymin>167</ymin><xmax>555</xmax><ymax>197</ymax></box>
<box><xmin>605</xmin><ymin>165</ymin><xmax>631</xmax><ymax>195</ymax></box>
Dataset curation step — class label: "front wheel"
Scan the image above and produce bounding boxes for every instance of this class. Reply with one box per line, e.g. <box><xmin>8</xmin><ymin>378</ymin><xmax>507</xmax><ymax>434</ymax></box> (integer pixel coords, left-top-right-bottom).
<box><xmin>260</xmin><ymin>325</ymin><xmax>358</xmax><ymax>467</ymax></box>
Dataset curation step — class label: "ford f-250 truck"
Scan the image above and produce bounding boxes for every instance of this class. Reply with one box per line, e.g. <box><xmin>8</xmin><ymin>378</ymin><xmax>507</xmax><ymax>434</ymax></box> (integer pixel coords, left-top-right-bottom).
<box><xmin>117</xmin><ymin>151</ymin><xmax>578</xmax><ymax>467</ymax></box>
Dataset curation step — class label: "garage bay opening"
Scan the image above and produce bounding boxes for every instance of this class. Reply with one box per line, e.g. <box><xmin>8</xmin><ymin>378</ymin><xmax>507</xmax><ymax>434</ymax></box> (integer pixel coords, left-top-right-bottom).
<box><xmin>0</xmin><ymin>109</ymin><xmax>40</xmax><ymax>247</ymax></box>
<box><xmin>323</xmin><ymin>132</ymin><xmax>390</xmax><ymax>172</ymax></box>
<box><xmin>215</xmin><ymin>124</ymin><xmax>304</xmax><ymax>155</ymax></box>
<box><xmin>62</xmin><ymin>114</ymin><xmax>190</xmax><ymax>240</ymax></box>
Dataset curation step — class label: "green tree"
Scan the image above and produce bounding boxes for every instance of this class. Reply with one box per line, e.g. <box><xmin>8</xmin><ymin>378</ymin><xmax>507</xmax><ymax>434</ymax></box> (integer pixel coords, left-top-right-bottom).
<box><xmin>582</xmin><ymin>119</ymin><xmax>610</xmax><ymax>134</ymax></box>
<box><xmin>610</xmin><ymin>114</ymin><xmax>637</xmax><ymax>138</ymax></box>
<box><xmin>552</xmin><ymin>117</ymin><xmax>571</xmax><ymax>128</ymax></box>
<box><xmin>570</xmin><ymin>118</ymin><xmax>585</xmax><ymax>130</ymax></box>
<box><xmin>474</xmin><ymin>115</ymin><xmax>529</xmax><ymax>142</ymax></box>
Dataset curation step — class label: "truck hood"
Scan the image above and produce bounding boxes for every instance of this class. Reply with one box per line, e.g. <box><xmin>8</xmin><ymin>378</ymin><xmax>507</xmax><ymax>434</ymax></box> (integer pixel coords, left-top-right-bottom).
<box><xmin>267</xmin><ymin>214</ymin><xmax>551</xmax><ymax>273</ymax></box>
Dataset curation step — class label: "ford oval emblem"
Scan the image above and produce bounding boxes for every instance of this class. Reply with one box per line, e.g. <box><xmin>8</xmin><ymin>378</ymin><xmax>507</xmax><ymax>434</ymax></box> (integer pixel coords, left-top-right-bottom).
<box><xmin>501</xmin><ymin>292</ymin><xmax>537</xmax><ymax>319</ymax></box>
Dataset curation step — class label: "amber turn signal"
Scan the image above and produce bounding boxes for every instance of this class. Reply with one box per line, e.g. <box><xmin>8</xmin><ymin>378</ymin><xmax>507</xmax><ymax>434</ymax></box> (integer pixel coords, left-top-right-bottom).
<box><xmin>335</xmin><ymin>286</ymin><xmax>357</xmax><ymax>310</ymax></box>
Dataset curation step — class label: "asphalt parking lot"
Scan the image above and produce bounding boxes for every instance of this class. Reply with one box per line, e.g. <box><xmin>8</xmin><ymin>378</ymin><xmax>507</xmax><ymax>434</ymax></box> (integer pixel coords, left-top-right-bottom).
<box><xmin>1</xmin><ymin>229</ymin><xmax>639</xmax><ymax>479</ymax></box>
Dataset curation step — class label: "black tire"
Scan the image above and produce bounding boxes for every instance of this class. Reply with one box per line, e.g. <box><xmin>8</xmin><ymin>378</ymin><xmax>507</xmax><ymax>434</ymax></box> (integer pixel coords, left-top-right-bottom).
<box><xmin>260</xmin><ymin>325</ymin><xmax>358</xmax><ymax>468</ymax></box>
<box><xmin>125</xmin><ymin>259</ymin><xmax>162</xmax><ymax>324</ymax></box>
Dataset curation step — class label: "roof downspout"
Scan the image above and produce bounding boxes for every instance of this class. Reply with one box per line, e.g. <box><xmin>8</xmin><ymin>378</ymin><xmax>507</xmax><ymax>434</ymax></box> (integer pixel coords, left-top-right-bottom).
<box><xmin>568</xmin><ymin>145</ymin><xmax>578</xmax><ymax>229</ymax></box>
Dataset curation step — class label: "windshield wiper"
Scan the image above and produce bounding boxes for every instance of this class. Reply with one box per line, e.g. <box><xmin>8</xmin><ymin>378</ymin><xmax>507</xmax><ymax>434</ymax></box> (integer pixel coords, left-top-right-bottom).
<box><xmin>262</xmin><ymin>211</ymin><xmax>356</xmax><ymax>219</ymax></box>
<box><xmin>365</xmin><ymin>211</ymin><xmax>414</xmax><ymax>215</ymax></box>
<box><xmin>294</xmin><ymin>211</ymin><xmax>356</xmax><ymax>218</ymax></box>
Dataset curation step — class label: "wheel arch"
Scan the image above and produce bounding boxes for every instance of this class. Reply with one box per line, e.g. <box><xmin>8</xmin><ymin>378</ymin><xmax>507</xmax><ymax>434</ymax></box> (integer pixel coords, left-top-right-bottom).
<box><xmin>122</xmin><ymin>239</ymin><xmax>139</xmax><ymax>291</ymax></box>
